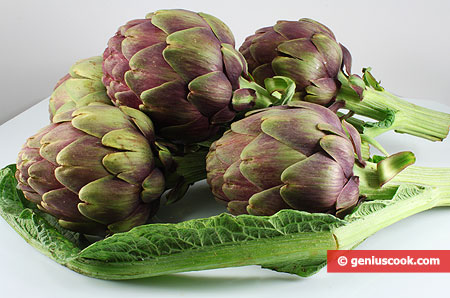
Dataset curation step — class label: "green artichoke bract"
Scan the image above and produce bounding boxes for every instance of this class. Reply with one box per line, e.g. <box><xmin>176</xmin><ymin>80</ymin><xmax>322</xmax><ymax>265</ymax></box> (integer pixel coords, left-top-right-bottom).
<box><xmin>16</xmin><ymin>103</ymin><xmax>164</xmax><ymax>235</ymax></box>
<box><xmin>49</xmin><ymin>56</ymin><xmax>112</xmax><ymax>121</ymax></box>
<box><xmin>206</xmin><ymin>101</ymin><xmax>417</xmax><ymax>216</ymax></box>
<box><xmin>102</xmin><ymin>9</ymin><xmax>270</xmax><ymax>144</ymax></box>
<box><xmin>240</xmin><ymin>19</ymin><xmax>450</xmax><ymax>141</ymax></box>
<box><xmin>206</xmin><ymin>101</ymin><xmax>365</xmax><ymax>216</ymax></box>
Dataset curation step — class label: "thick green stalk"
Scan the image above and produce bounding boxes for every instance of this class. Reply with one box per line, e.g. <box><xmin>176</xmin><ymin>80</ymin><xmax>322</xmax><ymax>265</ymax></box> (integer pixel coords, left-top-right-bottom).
<box><xmin>354</xmin><ymin>162</ymin><xmax>450</xmax><ymax>200</ymax></box>
<box><xmin>393</xmin><ymin>166</ymin><xmax>450</xmax><ymax>190</ymax></box>
<box><xmin>338</xmin><ymin>85</ymin><xmax>450</xmax><ymax>141</ymax></box>
<box><xmin>335</xmin><ymin>186</ymin><xmax>450</xmax><ymax>250</ymax></box>
<box><xmin>171</xmin><ymin>150</ymin><xmax>208</xmax><ymax>185</ymax></box>
<box><xmin>66</xmin><ymin>231</ymin><xmax>337</xmax><ymax>279</ymax></box>
<box><xmin>336</xmin><ymin>160</ymin><xmax>450</xmax><ymax>249</ymax></box>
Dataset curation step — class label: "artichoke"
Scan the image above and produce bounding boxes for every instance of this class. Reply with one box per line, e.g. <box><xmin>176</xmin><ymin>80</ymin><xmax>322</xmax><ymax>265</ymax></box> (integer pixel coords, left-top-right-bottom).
<box><xmin>206</xmin><ymin>101</ymin><xmax>364</xmax><ymax>216</ymax></box>
<box><xmin>49</xmin><ymin>56</ymin><xmax>112</xmax><ymax>121</ymax></box>
<box><xmin>16</xmin><ymin>103</ymin><xmax>164</xmax><ymax>235</ymax></box>
<box><xmin>240</xmin><ymin>19</ymin><xmax>450</xmax><ymax>142</ymax></box>
<box><xmin>240</xmin><ymin>19</ymin><xmax>349</xmax><ymax>106</ymax></box>
<box><xmin>102</xmin><ymin>9</ymin><xmax>256</xmax><ymax>144</ymax></box>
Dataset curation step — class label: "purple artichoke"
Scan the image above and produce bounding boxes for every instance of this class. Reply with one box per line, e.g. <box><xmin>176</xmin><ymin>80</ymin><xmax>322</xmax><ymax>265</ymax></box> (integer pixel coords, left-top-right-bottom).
<box><xmin>102</xmin><ymin>9</ymin><xmax>249</xmax><ymax>144</ymax></box>
<box><xmin>16</xmin><ymin>104</ymin><xmax>164</xmax><ymax>235</ymax></box>
<box><xmin>239</xmin><ymin>18</ymin><xmax>350</xmax><ymax>106</ymax></box>
<box><xmin>239</xmin><ymin>19</ymin><xmax>450</xmax><ymax>143</ymax></box>
<box><xmin>206</xmin><ymin>101</ymin><xmax>364</xmax><ymax>216</ymax></box>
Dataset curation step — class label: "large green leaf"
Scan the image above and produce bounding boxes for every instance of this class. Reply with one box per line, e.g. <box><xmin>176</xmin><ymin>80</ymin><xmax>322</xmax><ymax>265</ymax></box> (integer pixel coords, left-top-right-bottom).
<box><xmin>0</xmin><ymin>165</ymin><xmax>81</xmax><ymax>263</ymax></box>
<box><xmin>2</xmin><ymin>164</ymin><xmax>448</xmax><ymax>280</ymax></box>
<box><xmin>71</xmin><ymin>210</ymin><xmax>345</xmax><ymax>279</ymax></box>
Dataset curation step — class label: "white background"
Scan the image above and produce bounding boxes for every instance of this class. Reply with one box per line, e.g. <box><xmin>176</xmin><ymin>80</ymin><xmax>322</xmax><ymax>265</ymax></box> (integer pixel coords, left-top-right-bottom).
<box><xmin>0</xmin><ymin>0</ymin><xmax>449</xmax><ymax>125</ymax></box>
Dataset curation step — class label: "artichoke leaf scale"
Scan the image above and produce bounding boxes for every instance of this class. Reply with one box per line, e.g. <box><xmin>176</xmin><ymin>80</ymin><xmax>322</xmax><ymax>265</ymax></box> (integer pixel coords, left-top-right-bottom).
<box><xmin>101</xmin><ymin>128</ymin><xmax>150</xmax><ymax>153</ymax></box>
<box><xmin>69</xmin><ymin>56</ymin><xmax>104</xmax><ymax>80</ymax></box>
<box><xmin>140</xmin><ymin>79</ymin><xmax>199</xmax><ymax>126</ymax></box>
<box><xmin>310</xmin><ymin>33</ymin><xmax>343</xmax><ymax>78</ymax></box>
<box><xmin>27</xmin><ymin>160</ymin><xmax>62</xmax><ymax>195</ymax></box>
<box><xmin>198</xmin><ymin>12</ymin><xmax>235</xmax><ymax>45</ymax></box>
<box><xmin>119</xmin><ymin>106</ymin><xmax>155</xmax><ymax>140</ymax></box>
<box><xmin>319</xmin><ymin>135</ymin><xmax>355</xmax><ymax>178</ymax></box>
<box><xmin>187</xmin><ymin>71</ymin><xmax>233</xmax><ymax>117</ymax></box>
<box><xmin>121</xmin><ymin>21</ymin><xmax>166</xmax><ymax>61</ymax></box>
<box><xmin>102</xmin><ymin>151</ymin><xmax>152</xmax><ymax>185</ymax></box>
<box><xmin>272</xmin><ymin>56</ymin><xmax>324</xmax><ymax>89</ymax></box>
<box><xmin>222</xmin><ymin>160</ymin><xmax>261</xmax><ymax>202</ymax></box>
<box><xmin>141</xmin><ymin>168</ymin><xmax>165</xmax><ymax>203</ymax></box>
<box><xmin>55</xmin><ymin>135</ymin><xmax>113</xmax><ymax>167</ymax></box>
<box><xmin>150</xmin><ymin>9</ymin><xmax>211</xmax><ymax>35</ymax></box>
<box><xmin>259</xmin><ymin>112</ymin><xmax>326</xmax><ymax>157</ymax></box>
<box><xmin>64</xmin><ymin>78</ymin><xmax>104</xmax><ymax>100</ymax></box>
<box><xmin>163</xmin><ymin>27</ymin><xmax>224</xmax><ymax>83</ymax></box>
<box><xmin>41</xmin><ymin>188</ymin><xmax>87</xmax><ymax>222</ymax></box>
<box><xmin>280</xmin><ymin>153</ymin><xmax>346</xmax><ymax>211</ymax></box>
<box><xmin>78</xmin><ymin>176</ymin><xmax>141</xmax><ymax>225</ymax></box>
<box><xmin>126</xmin><ymin>42</ymin><xmax>180</xmax><ymax>95</ymax></box>
<box><xmin>213</xmin><ymin>131</ymin><xmax>254</xmax><ymax>166</ymax></box>
<box><xmin>71</xmin><ymin>105</ymin><xmax>135</xmax><ymax>139</ymax></box>
<box><xmin>39</xmin><ymin>123</ymin><xmax>85</xmax><ymax>165</ymax></box>
<box><xmin>276</xmin><ymin>38</ymin><xmax>320</xmax><ymax>63</ymax></box>
<box><xmin>247</xmin><ymin>185</ymin><xmax>290</xmax><ymax>216</ymax></box>
<box><xmin>221</xmin><ymin>43</ymin><xmax>245</xmax><ymax>90</ymax></box>
<box><xmin>54</xmin><ymin>165</ymin><xmax>109</xmax><ymax>194</ymax></box>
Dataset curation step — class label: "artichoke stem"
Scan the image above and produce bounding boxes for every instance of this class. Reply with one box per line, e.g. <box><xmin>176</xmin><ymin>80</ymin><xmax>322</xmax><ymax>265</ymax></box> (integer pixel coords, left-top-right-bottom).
<box><xmin>354</xmin><ymin>161</ymin><xmax>450</xmax><ymax>201</ymax></box>
<box><xmin>168</xmin><ymin>150</ymin><xmax>208</xmax><ymax>187</ymax></box>
<box><xmin>338</xmin><ymin>163</ymin><xmax>450</xmax><ymax>249</ymax></box>
<box><xmin>338</xmin><ymin>86</ymin><xmax>450</xmax><ymax>141</ymax></box>
<box><xmin>334</xmin><ymin>185</ymin><xmax>450</xmax><ymax>250</ymax></box>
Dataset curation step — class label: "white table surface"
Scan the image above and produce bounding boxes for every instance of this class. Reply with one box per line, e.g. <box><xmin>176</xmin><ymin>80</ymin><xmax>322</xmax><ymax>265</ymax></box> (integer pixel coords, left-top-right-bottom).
<box><xmin>0</xmin><ymin>98</ymin><xmax>449</xmax><ymax>298</ymax></box>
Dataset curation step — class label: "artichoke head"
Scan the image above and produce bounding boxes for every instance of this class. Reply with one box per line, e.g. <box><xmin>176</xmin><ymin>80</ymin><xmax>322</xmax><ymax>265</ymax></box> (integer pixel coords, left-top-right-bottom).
<box><xmin>102</xmin><ymin>9</ymin><xmax>249</xmax><ymax>144</ymax></box>
<box><xmin>16</xmin><ymin>103</ymin><xmax>164</xmax><ymax>235</ymax></box>
<box><xmin>206</xmin><ymin>101</ymin><xmax>363</xmax><ymax>216</ymax></box>
<box><xmin>239</xmin><ymin>19</ymin><xmax>351</xmax><ymax>106</ymax></box>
